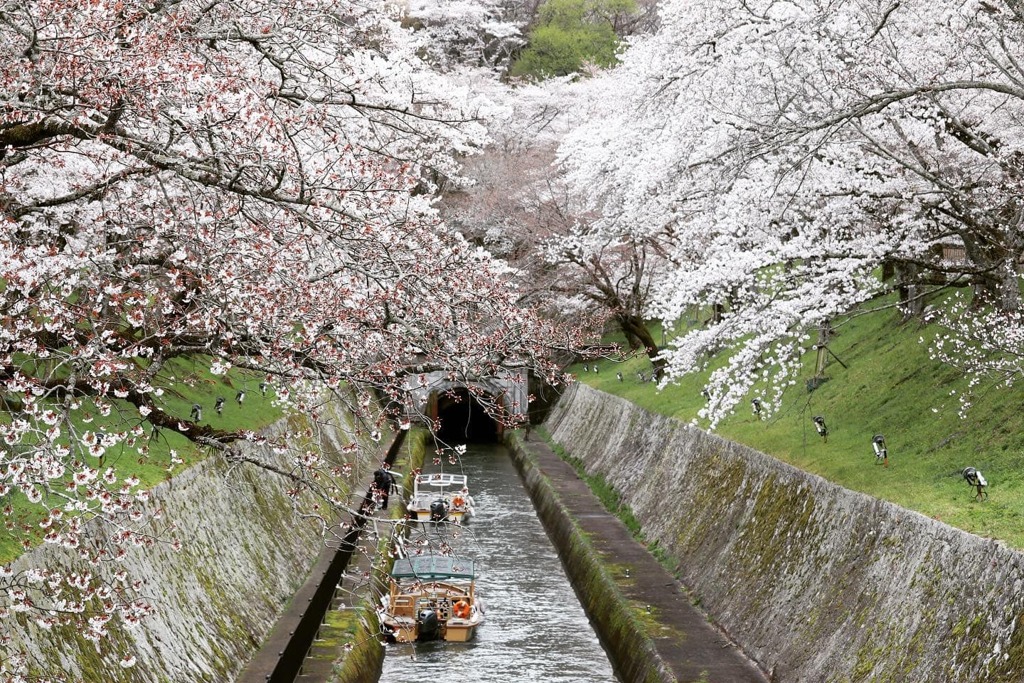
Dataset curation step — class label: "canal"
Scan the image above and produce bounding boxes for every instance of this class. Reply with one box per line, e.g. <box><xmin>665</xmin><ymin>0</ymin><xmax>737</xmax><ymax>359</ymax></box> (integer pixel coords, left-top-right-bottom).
<box><xmin>379</xmin><ymin>441</ymin><xmax>618</xmax><ymax>682</ymax></box>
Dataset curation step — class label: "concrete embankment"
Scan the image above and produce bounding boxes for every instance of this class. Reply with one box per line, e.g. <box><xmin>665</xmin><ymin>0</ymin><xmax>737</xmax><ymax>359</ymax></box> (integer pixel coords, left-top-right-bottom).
<box><xmin>5</xmin><ymin>400</ymin><xmax>378</xmax><ymax>682</ymax></box>
<box><xmin>508</xmin><ymin>432</ymin><xmax>770</xmax><ymax>683</ymax></box>
<box><xmin>242</xmin><ymin>430</ymin><xmax>410</xmax><ymax>683</ymax></box>
<box><xmin>543</xmin><ymin>383</ymin><xmax>1024</xmax><ymax>682</ymax></box>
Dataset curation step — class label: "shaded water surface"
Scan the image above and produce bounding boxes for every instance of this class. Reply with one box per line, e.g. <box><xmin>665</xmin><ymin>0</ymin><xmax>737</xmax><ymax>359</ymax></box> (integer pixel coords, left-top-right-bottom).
<box><xmin>380</xmin><ymin>442</ymin><xmax>618</xmax><ymax>682</ymax></box>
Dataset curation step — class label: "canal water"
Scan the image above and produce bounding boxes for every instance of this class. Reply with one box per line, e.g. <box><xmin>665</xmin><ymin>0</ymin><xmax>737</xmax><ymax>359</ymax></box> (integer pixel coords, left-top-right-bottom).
<box><xmin>379</xmin><ymin>442</ymin><xmax>618</xmax><ymax>682</ymax></box>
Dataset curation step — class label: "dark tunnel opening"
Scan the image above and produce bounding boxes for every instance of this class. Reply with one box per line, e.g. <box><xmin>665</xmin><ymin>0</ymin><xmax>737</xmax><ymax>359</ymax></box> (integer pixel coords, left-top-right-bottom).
<box><xmin>434</xmin><ymin>388</ymin><xmax>500</xmax><ymax>443</ymax></box>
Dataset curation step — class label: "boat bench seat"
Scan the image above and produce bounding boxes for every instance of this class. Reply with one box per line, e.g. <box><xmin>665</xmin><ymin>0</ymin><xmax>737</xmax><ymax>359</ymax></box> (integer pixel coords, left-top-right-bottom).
<box><xmin>391</xmin><ymin>597</ymin><xmax>416</xmax><ymax>618</ymax></box>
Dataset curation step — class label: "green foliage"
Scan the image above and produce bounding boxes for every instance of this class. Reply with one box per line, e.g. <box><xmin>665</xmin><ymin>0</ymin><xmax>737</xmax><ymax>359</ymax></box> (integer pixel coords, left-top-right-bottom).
<box><xmin>574</xmin><ymin>299</ymin><xmax>1024</xmax><ymax>548</ymax></box>
<box><xmin>510</xmin><ymin>0</ymin><xmax>635</xmax><ymax>79</ymax></box>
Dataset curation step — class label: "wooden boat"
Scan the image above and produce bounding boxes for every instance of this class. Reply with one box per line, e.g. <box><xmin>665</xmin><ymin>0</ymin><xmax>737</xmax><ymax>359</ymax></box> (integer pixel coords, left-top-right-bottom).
<box><xmin>408</xmin><ymin>472</ymin><xmax>475</xmax><ymax>523</ymax></box>
<box><xmin>381</xmin><ymin>555</ymin><xmax>485</xmax><ymax>643</ymax></box>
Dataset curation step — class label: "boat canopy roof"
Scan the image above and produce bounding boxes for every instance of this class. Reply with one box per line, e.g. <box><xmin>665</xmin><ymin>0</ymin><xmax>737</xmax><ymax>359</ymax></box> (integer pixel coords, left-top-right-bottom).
<box><xmin>391</xmin><ymin>555</ymin><xmax>476</xmax><ymax>580</ymax></box>
<box><xmin>414</xmin><ymin>473</ymin><xmax>468</xmax><ymax>490</ymax></box>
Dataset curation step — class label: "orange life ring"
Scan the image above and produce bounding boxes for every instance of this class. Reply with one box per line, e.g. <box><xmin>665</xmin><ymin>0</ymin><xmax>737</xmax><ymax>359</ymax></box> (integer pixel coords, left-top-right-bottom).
<box><xmin>452</xmin><ymin>600</ymin><xmax>470</xmax><ymax>619</ymax></box>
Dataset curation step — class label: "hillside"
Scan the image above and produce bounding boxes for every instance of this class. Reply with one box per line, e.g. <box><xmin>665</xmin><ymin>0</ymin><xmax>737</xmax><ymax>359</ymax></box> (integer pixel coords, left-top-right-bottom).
<box><xmin>0</xmin><ymin>360</ymin><xmax>283</xmax><ymax>564</ymax></box>
<box><xmin>572</xmin><ymin>300</ymin><xmax>1024</xmax><ymax>549</ymax></box>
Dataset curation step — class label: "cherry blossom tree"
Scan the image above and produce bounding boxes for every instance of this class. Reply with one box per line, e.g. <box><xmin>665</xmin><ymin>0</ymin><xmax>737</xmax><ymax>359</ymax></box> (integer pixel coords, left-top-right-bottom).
<box><xmin>402</xmin><ymin>0</ymin><xmax>527</xmax><ymax>72</ymax></box>
<box><xmin>441</xmin><ymin>77</ymin><xmax>664</xmax><ymax>372</ymax></box>
<box><xmin>555</xmin><ymin>0</ymin><xmax>1024</xmax><ymax>424</ymax></box>
<box><xmin>0</xmin><ymin>0</ymin><xmax>582</xmax><ymax>673</ymax></box>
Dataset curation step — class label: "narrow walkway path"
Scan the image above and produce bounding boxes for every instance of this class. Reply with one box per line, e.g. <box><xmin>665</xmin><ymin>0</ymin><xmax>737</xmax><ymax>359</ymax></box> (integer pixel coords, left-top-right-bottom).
<box><xmin>521</xmin><ymin>435</ymin><xmax>771</xmax><ymax>683</ymax></box>
<box><xmin>294</xmin><ymin>545</ymin><xmax>377</xmax><ymax>682</ymax></box>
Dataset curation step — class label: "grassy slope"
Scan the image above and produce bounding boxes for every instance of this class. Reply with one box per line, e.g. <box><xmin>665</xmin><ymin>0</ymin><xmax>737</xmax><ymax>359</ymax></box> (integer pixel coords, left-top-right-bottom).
<box><xmin>573</xmin><ymin>301</ymin><xmax>1024</xmax><ymax>549</ymax></box>
<box><xmin>0</xmin><ymin>357</ymin><xmax>282</xmax><ymax>563</ymax></box>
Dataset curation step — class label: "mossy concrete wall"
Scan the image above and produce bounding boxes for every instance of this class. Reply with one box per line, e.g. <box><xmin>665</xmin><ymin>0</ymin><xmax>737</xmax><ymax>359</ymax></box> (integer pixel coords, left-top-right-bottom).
<box><xmin>7</xmin><ymin>400</ymin><xmax>375</xmax><ymax>682</ymax></box>
<box><xmin>545</xmin><ymin>384</ymin><xmax>1024</xmax><ymax>683</ymax></box>
<box><xmin>327</xmin><ymin>429</ymin><xmax>428</xmax><ymax>683</ymax></box>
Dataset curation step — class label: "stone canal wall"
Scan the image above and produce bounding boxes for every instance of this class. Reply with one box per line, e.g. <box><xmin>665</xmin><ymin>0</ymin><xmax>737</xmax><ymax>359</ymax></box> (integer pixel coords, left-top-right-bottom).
<box><xmin>544</xmin><ymin>383</ymin><xmax>1024</xmax><ymax>683</ymax></box>
<box><xmin>5</xmin><ymin>400</ymin><xmax>376</xmax><ymax>682</ymax></box>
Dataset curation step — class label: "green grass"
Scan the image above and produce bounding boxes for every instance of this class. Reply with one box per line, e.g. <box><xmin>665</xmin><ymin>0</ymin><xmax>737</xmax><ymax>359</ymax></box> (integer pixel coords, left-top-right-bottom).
<box><xmin>0</xmin><ymin>357</ymin><xmax>283</xmax><ymax>563</ymax></box>
<box><xmin>573</xmin><ymin>301</ymin><xmax>1024</xmax><ymax>549</ymax></box>
<box><xmin>152</xmin><ymin>356</ymin><xmax>284</xmax><ymax>441</ymax></box>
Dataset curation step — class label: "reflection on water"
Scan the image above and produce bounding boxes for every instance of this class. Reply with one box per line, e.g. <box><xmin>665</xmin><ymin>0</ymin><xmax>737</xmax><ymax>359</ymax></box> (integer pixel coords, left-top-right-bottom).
<box><xmin>380</xmin><ymin>442</ymin><xmax>618</xmax><ymax>682</ymax></box>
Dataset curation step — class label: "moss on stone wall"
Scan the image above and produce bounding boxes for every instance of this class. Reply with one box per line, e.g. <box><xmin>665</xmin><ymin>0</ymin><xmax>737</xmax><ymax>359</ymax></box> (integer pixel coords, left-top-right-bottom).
<box><xmin>544</xmin><ymin>384</ymin><xmax>1024</xmax><ymax>683</ymax></box>
<box><xmin>325</xmin><ymin>607</ymin><xmax>384</xmax><ymax>683</ymax></box>
<box><xmin>6</xmin><ymin>399</ymin><xmax>375</xmax><ymax>682</ymax></box>
<box><xmin>326</xmin><ymin>428</ymin><xmax>427</xmax><ymax>683</ymax></box>
<box><xmin>987</xmin><ymin>609</ymin><xmax>1024</xmax><ymax>682</ymax></box>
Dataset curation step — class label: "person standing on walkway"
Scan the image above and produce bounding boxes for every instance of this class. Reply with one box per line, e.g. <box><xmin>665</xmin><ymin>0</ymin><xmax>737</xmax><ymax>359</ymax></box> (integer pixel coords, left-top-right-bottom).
<box><xmin>374</xmin><ymin>466</ymin><xmax>396</xmax><ymax>510</ymax></box>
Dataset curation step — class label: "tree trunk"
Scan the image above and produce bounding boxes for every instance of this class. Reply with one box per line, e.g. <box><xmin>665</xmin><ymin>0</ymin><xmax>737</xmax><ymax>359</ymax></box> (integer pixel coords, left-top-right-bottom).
<box><xmin>959</xmin><ymin>229</ymin><xmax>1019</xmax><ymax>313</ymax></box>
<box><xmin>998</xmin><ymin>261</ymin><xmax>1021</xmax><ymax>313</ymax></box>
<box><xmin>815</xmin><ymin>321</ymin><xmax>832</xmax><ymax>376</ymax></box>
<box><xmin>894</xmin><ymin>261</ymin><xmax>926</xmax><ymax>320</ymax></box>
<box><xmin>618</xmin><ymin>313</ymin><xmax>665</xmax><ymax>379</ymax></box>
<box><xmin>998</xmin><ymin>224</ymin><xmax>1023</xmax><ymax>313</ymax></box>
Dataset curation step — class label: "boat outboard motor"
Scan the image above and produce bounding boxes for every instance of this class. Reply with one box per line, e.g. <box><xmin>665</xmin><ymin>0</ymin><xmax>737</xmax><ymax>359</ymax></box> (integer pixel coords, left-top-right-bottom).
<box><xmin>429</xmin><ymin>499</ymin><xmax>448</xmax><ymax>522</ymax></box>
<box><xmin>417</xmin><ymin>608</ymin><xmax>440</xmax><ymax>640</ymax></box>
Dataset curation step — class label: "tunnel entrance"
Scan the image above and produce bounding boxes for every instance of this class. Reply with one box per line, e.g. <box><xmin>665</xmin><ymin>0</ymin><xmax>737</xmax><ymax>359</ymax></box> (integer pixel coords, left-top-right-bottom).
<box><xmin>434</xmin><ymin>388</ymin><xmax>500</xmax><ymax>442</ymax></box>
